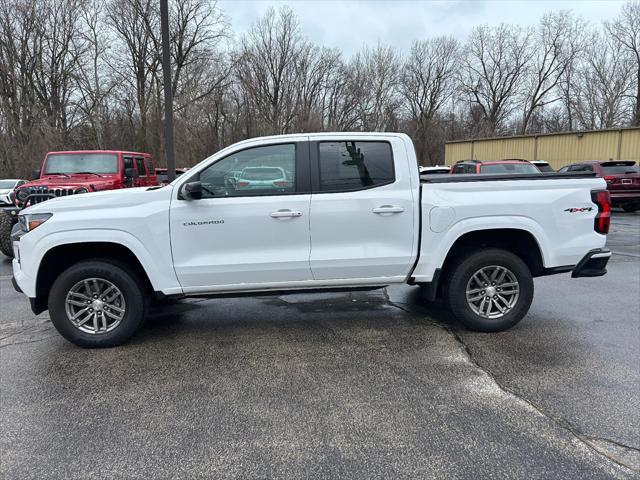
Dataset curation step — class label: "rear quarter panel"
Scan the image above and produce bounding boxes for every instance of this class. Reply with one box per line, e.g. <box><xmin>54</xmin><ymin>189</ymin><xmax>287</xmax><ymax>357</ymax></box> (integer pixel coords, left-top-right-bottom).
<box><xmin>412</xmin><ymin>177</ymin><xmax>607</xmax><ymax>282</ymax></box>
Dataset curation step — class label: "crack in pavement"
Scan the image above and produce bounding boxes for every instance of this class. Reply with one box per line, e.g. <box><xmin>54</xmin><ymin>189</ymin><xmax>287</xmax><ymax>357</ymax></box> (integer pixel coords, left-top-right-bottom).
<box><xmin>384</xmin><ymin>296</ymin><xmax>640</xmax><ymax>475</ymax></box>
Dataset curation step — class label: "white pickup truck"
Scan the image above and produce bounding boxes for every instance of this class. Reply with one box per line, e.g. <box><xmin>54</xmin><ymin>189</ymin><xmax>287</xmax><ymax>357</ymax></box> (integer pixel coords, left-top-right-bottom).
<box><xmin>11</xmin><ymin>133</ymin><xmax>612</xmax><ymax>347</ymax></box>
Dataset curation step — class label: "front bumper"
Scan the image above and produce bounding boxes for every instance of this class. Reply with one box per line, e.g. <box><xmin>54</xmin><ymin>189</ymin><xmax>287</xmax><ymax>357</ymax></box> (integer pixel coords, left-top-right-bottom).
<box><xmin>572</xmin><ymin>249</ymin><xmax>611</xmax><ymax>278</ymax></box>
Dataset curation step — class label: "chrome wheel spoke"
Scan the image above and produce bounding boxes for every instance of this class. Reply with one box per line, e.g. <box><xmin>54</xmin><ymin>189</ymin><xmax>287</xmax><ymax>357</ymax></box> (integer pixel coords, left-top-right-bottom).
<box><xmin>107</xmin><ymin>304</ymin><xmax>124</xmax><ymax>314</ymax></box>
<box><xmin>65</xmin><ymin>278</ymin><xmax>126</xmax><ymax>335</ymax></box>
<box><xmin>67</xmin><ymin>299</ymin><xmax>88</xmax><ymax>308</ymax></box>
<box><xmin>103</xmin><ymin>310</ymin><xmax>121</xmax><ymax>321</ymax></box>
<box><xmin>76</xmin><ymin>311</ymin><xmax>93</xmax><ymax>326</ymax></box>
<box><xmin>68</xmin><ymin>291</ymin><xmax>90</xmax><ymax>302</ymax></box>
<box><xmin>72</xmin><ymin>307</ymin><xmax>90</xmax><ymax>321</ymax></box>
<box><xmin>478</xmin><ymin>270</ymin><xmax>491</xmax><ymax>284</ymax></box>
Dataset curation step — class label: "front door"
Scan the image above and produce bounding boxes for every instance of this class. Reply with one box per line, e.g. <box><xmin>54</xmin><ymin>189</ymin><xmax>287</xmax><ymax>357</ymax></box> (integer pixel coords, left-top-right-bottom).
<box><xmin>308</xmin><ymin>137</ymin><xmax>416</xmax><ymax>281</ymax></box>
<box><xmin>170</xmin><ymin>141</ymin><xmax>313</xmax><ymax>291</ymax></box>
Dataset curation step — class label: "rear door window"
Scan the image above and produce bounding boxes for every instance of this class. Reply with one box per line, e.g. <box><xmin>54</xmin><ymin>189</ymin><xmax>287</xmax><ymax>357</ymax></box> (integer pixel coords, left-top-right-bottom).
<box><xmin>145</xmin><ymin>157</ymin><xmax>154</xmax><ymax>175</ymax></box>
<box><xmin>135</xmin><ymin>157</ymin><xmax>146</xmax><ymax>176</ymax></box>
<box><xmin>317</xmin><ymin>141</ymin><xmax>394</xmax><ymax>192</ymax></box>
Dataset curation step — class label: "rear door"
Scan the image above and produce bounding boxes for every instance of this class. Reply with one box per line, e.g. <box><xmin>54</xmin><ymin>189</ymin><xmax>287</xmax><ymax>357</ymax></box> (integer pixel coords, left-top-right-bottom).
<box><xmin>134</xmin><ymin>156</ymin><xmax>149</xmax><ymax>187</ymax></box>
<box><xmin>308</xmin><ymin>136</ymin><xmax>416</xmax><ymax>281</ymax></box>
<box><xmin>145</xmin><ymin>156</ymin><xmax>158</xmax><ymax>185</ymax></box>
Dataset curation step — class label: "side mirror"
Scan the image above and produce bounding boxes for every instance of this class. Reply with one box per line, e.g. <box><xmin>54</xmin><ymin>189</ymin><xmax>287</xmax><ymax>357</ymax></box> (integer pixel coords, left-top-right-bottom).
<box><xmin>31</xmin><ymin>169</ymin><xmax>40</xmax><ymax>180</ymax></box>
<box><xmin>183</xmin><ymin>181</ymin><xmax>203</xmax><ymax>200</ymax></box>
<box><xmin>124</xmin><ymin>167</ymin><xmax>138</xmax><ymax>178</ymax></box>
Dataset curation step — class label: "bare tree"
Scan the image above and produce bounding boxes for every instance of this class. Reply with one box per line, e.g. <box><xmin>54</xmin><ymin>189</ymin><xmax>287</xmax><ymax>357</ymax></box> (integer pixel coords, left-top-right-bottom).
<box><xmin>293</xmin><ymin>45</ymin><xmax>341</xmax><ymax>131</ymax></box>
<box><xmin>574</xmin><ymin>33</ymin><xmax>634</xmax><ymax>129</ymax></box>
<box><xmin>460</xmin><ymin>24</ymin><xmax>533</xmax><ymax>136</ymax></box>
<box><xmin>349</xmin><ymin>44</ymin><xmax>401</xmax><ymax>131</ymax></box>
<box><xmin>400</xmin><ymin>37</ymin><xmax>459</xmax><ymax>163</ymax></box>
<box><xmin>235</xmin><ymin>6</ymin><xmax>305</xmax><ymax>135</ymax></box>
<box><xmin>75</xmin><ymin>0</ymin><xmax>119</xmax><ymax>148</ymax></box>
<box><xmin>606</xmin><ymin>1</ymin><xmax>640</xmax><ymax>126</ymax></box>
<box><xmin>520</xmin><ymin>12</ymin><xmax>584</xmax><ymax>134</ymax></box>
<box><xmin>107</xmin><ymin>0</ymin><xmax>160</xmax><ymax>151</ymax></box>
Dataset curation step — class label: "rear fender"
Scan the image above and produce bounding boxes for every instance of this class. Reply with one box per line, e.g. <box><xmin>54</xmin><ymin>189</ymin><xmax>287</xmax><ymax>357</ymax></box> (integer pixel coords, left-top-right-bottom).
<box><xmin>412</xmin><ymin>216</ymin><xmax>549</xmax><ymax>282</ymax></box>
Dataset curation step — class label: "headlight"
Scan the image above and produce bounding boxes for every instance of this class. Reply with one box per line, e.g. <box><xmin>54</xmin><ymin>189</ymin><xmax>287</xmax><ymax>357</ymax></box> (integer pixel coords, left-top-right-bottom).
<box><xmin>75</xmin><ymin>187</ymin><xmax>89</xmax><ymax>194</ymax></box>
<box><xmin>16</xmin><ymin>189</ymin><xmax>29</xmax><ymax>201</ymax></box>
<box><xmin>18</xmin><ymin>213</ymin><xmax>52</xmax><ymax>232</ymax></box>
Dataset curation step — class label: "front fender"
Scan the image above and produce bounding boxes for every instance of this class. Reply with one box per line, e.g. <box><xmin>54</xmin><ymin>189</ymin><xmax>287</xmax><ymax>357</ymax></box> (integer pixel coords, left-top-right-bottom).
<box><xmin>18</xmin><ymin>229</ymin><xmax>182</xmax><ymax>297</ymax></box>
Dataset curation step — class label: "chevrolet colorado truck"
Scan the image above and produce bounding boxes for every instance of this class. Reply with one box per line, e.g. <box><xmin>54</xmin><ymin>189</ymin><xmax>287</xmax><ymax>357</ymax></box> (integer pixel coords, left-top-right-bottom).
<box><xmin>11</xmin><ymin>133</ymin><xmax>612</xmax><ymax>348</ymax></box>
<box><xmin>0</xmin><ymin>150</ymin><xmax>157</xmax><ymax>258</ymax></box>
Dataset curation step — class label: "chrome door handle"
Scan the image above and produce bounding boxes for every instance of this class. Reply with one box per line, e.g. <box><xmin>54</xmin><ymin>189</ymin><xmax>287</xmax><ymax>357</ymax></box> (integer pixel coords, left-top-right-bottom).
<box><xmin>270</xmin><ymin>209</ymin><xmax>303</xmax><ymax>218</ymax></box>
<box><xmin>372</xmin><ymin>205</ymin><xmax>404</xmax><ymax>214</ymax></box>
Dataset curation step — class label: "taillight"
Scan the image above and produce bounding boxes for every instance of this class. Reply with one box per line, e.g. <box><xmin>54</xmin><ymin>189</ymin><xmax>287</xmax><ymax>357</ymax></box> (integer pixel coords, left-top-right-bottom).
<box><xmin>273</xmin><ymin>181</ymin><xmax>290</xmax><ymax>187</ymax></box>
<box><xmin>603</xmin><ymin>175</ymin><xmax>615</xmax><ymax>184</ymax></box>
<box><xmin>591</xmin><ymin>189</ymin><xmax>611</xmax><ymax>234</ymax></box>
<box><xmin>237</xmin><ymin>181</ymin><xmax>249</xmax><ymax>187</ymax></box>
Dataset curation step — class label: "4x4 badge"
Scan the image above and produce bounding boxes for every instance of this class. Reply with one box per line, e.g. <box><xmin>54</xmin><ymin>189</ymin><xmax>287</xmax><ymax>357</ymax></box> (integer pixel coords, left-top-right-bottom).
<box><xmin>564</xmin><ymin>207</ymin><xmax>593</xmax><ymax>213</ymax></box>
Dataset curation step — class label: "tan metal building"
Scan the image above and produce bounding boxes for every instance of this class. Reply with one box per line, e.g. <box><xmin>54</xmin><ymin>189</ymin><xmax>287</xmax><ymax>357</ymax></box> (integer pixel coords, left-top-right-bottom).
<box><xmin>445</xmin><ymin>127</ymin><xmax>640</xmax><ymax>170</ymax></box>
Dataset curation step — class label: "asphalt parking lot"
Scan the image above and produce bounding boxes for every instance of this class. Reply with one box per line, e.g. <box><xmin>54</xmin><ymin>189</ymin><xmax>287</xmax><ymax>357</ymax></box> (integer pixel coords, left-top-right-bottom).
<box><xmin>1</xmin><ymin>212</ymin><xmax>639</xmax><ymax>479</ymax></box>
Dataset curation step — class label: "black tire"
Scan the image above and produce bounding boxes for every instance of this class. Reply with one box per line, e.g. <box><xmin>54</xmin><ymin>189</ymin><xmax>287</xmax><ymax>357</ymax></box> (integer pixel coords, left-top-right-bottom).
<box><xmin>48</xmin><ymin>260</ymin><xmax>148</xmax><ymax>348</ymax></box>
<box><xmin>445</xmin><ymin>248</ymin><xmax>533</xmax><ymax>332</ymax></box>
<box><xmin>622</xmin><ymin>204</ymin><xmax>638</xmax><ymax>213</ymax></box>
<box><xmin>0</xmin><ymin>212</ymin><xmax>16</xmax><ymax>258</ymax></box>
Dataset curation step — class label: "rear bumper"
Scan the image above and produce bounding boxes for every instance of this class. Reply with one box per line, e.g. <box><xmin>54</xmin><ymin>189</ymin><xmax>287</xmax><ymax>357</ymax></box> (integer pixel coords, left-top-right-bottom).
<box><xmin>571</xmin><ymin>249</ymin><xmax>611</xmax><ymax>278</ymax></box>
<box><xmin>609</xmin><ymin>192</ymin><xmax>640</xmax><ymax>204</ymax></box>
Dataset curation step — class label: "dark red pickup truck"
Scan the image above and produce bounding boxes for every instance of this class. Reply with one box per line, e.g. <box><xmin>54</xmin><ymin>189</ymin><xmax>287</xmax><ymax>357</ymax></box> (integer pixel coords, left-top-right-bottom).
<box><xmin>1</xmin><ymin>150</ymin><xmax>157</xmax><ymax>258</ymax></box>
<box><xmin>558</xmin><ymin>161</ymin><xmax>640</xmax><ymax>212</ymax></box>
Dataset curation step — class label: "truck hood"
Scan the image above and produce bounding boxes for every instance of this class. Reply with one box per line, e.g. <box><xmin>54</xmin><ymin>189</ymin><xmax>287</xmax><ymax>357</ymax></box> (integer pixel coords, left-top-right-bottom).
<box><xmin>24</xmin><ymin>186</ymin><xmax>172</xmax><ymax>214</ymax></box>
<box><xmin>20</xmin><ymin>175</ymin><xmax>120</xmax><ymax>190</ymax></box>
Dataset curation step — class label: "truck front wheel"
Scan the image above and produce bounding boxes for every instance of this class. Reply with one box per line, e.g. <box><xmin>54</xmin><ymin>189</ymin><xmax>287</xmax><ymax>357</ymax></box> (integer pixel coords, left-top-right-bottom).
<box><xmin>0</xmin><ymin>212</ymin><xmax>16</xmax><ymax>258</ymax></box>
<box><xmin>48</xmin><ymin>260</ymin><xmax>147</xmax><ymax>347</ymax></box>
<box><xmin>445</xmin><ymin>249</ymin><xmax>534</xmax><ymax>332</ymax></box>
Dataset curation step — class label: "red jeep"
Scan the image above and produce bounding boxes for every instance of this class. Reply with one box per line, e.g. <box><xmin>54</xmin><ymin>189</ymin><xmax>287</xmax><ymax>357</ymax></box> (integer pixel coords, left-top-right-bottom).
<box><xmin>1</xmin><ymin>150</ymin><xmax>157</xmax><ymax>258</ymax></box>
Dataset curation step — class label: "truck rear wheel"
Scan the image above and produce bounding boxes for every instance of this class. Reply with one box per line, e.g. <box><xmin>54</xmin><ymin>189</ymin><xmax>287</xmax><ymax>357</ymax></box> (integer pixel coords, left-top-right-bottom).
<box><xmin>445</xmin><ymin>249</ymin><xmax>533</xmax><ymax>332</ymax></box>
<box><xmin>48</xmin><ymin>260</ymin><xmax>147</xmax><ymax>348</ymax></box>
<box><xmin>0</xmin><ymin>212</ymin><xmax>16</xmax><ymax>258</ymax></box>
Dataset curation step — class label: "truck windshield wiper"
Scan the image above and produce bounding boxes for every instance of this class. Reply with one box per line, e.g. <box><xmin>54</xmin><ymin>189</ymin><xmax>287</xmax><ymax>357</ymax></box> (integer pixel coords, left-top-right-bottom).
<box><xmin>46</xmin><ymin>172</ymin><xmax>70</xmax><ymax>178</ymax></box>
<box><xmin>73</xmin><ymin>172</ymin><xmax>104</xmax><ymax>177</ymax></box>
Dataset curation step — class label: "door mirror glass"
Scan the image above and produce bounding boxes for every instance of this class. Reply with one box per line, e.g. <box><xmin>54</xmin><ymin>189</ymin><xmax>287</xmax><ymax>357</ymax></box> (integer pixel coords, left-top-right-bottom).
<box><xmin>31</xmin><ymin>169</ymin><xmax>40</xmax><ymax>180</ymax></box>
<box><xmin>183</xmin><ymin>181</ymin><xmax>203</xmax><ymax>200</ymax></box>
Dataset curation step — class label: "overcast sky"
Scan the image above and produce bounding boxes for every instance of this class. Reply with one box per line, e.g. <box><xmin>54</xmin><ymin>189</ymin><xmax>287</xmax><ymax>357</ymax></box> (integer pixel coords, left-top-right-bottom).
<box><xmin>218</xmin><ymin>0</ymin><xmax>626</xmax><ymax>55</ymax></box>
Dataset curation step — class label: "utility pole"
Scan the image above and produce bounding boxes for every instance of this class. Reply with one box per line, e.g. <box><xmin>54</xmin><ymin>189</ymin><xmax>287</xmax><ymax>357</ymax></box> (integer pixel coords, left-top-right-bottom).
<box><xmin>160</xmin><ymin>0</ymin><xmax>176</xmax><ymax>181</ymax></box>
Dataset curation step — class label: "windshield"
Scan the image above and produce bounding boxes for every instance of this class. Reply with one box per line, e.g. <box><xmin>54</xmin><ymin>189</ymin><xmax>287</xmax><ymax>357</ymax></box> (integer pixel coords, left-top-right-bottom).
<box><xmin>0</xmin><ymin>180</ymin><xmax>17</xmax><ymax>189</ymax></box>
<box><xmin>602</xmin><ymin>164</ymin><xmax>639</xmax><ymax>174</ymax></box>
<box><xmin>481</xmin><ymin>163</ymin><xmax>540</xmax><ymax>174</ymax></box>
<box><xmin>43</xmin><ymin>153</ymin><xmax>118</xmax><ymax>174</ymax></box>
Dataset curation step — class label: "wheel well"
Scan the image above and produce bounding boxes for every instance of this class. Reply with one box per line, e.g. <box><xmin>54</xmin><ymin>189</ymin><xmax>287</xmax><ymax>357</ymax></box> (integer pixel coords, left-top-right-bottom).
<box><xmin>36</xmin><ymin>242</ymin><xmax>153</xmax><ymax>300</ymax></box>
<box><xmin>440</xmin><ymin>229</ymin><xmax>544</xmax><ymax>280</ymax></box>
